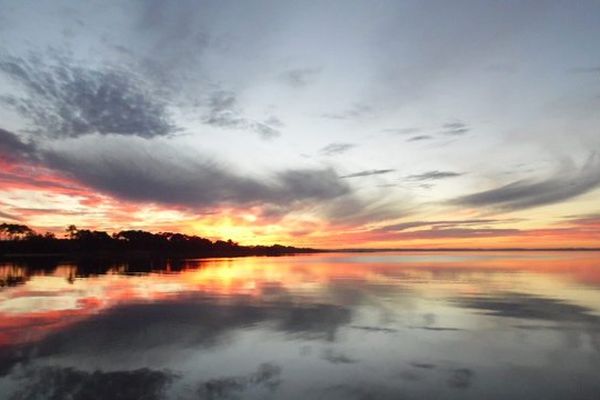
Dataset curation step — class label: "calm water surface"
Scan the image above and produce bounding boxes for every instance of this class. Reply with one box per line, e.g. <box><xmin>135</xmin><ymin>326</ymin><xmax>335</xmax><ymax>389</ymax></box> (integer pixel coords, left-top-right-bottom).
<box><xmin>1</xmin><ymin>252</ymin><xmax>600</xmax><ymax>399</ymax></box>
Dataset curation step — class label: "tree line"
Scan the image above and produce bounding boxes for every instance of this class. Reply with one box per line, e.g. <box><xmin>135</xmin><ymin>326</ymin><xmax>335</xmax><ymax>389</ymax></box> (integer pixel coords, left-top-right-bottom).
<box><xmin>0</xmin><ymin>223</ymin><xmax>315</xmax><ymax>257</ymax></box>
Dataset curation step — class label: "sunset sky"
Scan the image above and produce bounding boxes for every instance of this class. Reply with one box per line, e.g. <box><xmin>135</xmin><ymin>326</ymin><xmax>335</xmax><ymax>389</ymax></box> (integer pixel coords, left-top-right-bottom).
<box><xmin>0</xmin><ymin>0</ymin><xmax>599</xmax><ymax>248</ymax></box>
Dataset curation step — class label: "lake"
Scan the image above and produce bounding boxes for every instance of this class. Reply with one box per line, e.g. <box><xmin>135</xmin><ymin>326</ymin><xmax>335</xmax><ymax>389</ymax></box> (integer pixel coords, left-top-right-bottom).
<box><xmin>1</xmin><ymin>251</ymin><xmax>600</xmax><ymax>399</ymax></box>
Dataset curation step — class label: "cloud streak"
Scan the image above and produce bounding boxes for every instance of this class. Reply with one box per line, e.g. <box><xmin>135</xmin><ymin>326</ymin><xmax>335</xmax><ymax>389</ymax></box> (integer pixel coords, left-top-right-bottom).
<box><xmin>453</xmin><ymin>155</ymin><xmax>600</xmax><ymax>211</ymax></box>
<box><xmin>340</xmin><ymin>169</ymin><xmax>395</xmax><ymax>178</ymax></box>
<box><xmin>442</xmin><ymin>121</ymin><xmax>469</xmax><ymax>136</ymax></box>
<box><xmin>406</xmin><ymin>135</ymin><xmax>432</xmax><ymax>142</ymax></box>
<box><xmin>320</xmin><ymin>142</ymin><xmax>356</xmax><ymax>156</ymax></box>
<box><xmin>375</xmin><ymin>219</ymin><xmax>504</xmax><ymax>233</ymax></box>
<box><xmin>406</xmin><ymin>170</ymin><xmax>463</xmax><ymax>181</ymax></box>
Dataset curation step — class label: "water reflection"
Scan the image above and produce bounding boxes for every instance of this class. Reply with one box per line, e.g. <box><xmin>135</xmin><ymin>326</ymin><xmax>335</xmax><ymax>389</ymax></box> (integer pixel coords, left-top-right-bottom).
<box><xmin>2</xmin><ymin>252</ymin><xmax>600</xmax><ymax>399</ymax></box>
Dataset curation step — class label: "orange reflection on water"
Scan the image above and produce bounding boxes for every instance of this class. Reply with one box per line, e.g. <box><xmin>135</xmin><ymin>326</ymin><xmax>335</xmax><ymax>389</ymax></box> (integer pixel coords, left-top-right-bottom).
<box><xmin>2</xmin><ymin>252</ymin><xmax>600</xmax><ymax>348</ymax></box>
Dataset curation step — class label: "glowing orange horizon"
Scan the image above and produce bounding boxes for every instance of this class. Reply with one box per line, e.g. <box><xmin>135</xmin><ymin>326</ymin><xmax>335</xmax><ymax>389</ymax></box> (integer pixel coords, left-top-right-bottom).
<box><xmin>1</xmin><ymin>158</ymin><xmax>599</xmax><ymax>249</ymax></box>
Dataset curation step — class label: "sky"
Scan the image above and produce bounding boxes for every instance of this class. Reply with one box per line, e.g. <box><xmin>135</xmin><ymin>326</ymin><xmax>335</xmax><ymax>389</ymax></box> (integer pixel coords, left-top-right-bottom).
<box><xmin>0</xmin><ymin>0</ymin><xmax>599</xmax><ymax>248</ymax></box>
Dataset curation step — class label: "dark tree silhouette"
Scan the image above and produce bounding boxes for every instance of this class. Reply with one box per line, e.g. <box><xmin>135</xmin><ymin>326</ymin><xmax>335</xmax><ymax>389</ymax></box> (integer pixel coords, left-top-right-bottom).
<box><xmin>0</xmin><ymin>222</ymin><xmax>317</xmax><ymax>258</ymax></box>
<box><xmin>0</xmin><ymin>223</ymin><xmax>34</xmax><ymax>240</ymax></box>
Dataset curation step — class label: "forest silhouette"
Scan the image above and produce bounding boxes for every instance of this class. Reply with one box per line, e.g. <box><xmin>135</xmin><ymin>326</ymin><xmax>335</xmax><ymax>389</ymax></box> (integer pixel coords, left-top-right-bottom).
<box><xmin>0</xmin><ymin>223</ymin><xmax>316</xmax><ymax>258</ymax></box>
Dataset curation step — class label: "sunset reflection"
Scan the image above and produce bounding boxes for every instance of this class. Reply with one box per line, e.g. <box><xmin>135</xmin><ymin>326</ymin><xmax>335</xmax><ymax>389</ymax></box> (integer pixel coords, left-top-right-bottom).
<box><xmin>3</xmin><ymin>252</ymin><xmax>600</xmax><ymax>349</ymax></box>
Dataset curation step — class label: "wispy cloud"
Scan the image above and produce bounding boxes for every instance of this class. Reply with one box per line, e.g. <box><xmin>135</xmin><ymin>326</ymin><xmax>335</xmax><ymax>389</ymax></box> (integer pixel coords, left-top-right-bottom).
<box><xmin>392</xmin><ymin>227</ymin><xmax>521</xmax><ymax>239</ymax></box>
<box><xmin>406</xmin><ymin>135</ymin><xmax>432</xmax><ymax>142</ymax></box>
<box><xmin>320</xmin><ymin>142</ymin><xmax>356</xmax><ymax>156</ymax></box>
<box><xmin>204</xmin><ymin>90</ymin><xmax>282</xmax><ymax>139</ymax></box>
<box><xmin>0</xmin><ymin>209</ymin><xmax>20</xmax><ymax>221</ymax></box>
<box><xmin>341</xmin><ymin>169</ymin><xmax>395</xmax><ymax>178</ymax></box>
<box><xmin>453</xmin><ymin>155</ymin><xmax>600</xmax><ymax>210</ymax></box>
<box><xmin>374</xmin><ymin>219</ymin><xmax>505</xmax><ymax>233</ymax></box>
<box><xmin>442</xmin><ymin>121</ymin><xmax>469</xmax><ymax>135</ymax></box>
<box><xmin>406</xmin><ymin>170</ymin><xmax>463</xmax><ymax>181</ymax></box>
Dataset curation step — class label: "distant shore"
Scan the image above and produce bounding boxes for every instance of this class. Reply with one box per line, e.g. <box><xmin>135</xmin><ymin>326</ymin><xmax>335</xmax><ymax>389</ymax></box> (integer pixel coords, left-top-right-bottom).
<box><xmin>330</xmin><ymin>247</ymin><xmax>600</xmax><ymax>252</ymax></box>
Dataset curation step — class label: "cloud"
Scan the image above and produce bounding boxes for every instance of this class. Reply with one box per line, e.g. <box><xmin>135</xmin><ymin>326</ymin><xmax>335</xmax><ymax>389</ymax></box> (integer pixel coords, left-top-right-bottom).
<box><xmin>406</xmin><ymin>170</ymin><xmax>463</xmax><ymax>181</ymax></box>
<box><xmin>564</xmin><ymin>213</ymin><xmax>600</xmax><ymax>227</ymax></box>
<box><xmin>0</xmin><ymin>55</ymin><xmax>175</xmax><ymax>139</ymax></box>
<box><xmin>390</xmin><ymin>227</ymin><xmax>521</xmax><ymax>239</ymax></box>
<box><xmin>406</xmin><ymin>135</ymin><xmax>432</xmax><ymax>142</ymax></box>
<box><xmin>320</xmin><ymin>142</ymin><xmax>356</xmax><ymax>156</ymax></box>
<box><xmin>0</xmin><ymin>209</ymin><xmax>20</xmax><ymax>221</ymax></box>
<box><xmin>442</xmin><ymin>121</ymin><xmax>469</xmax><ymax>135</ymax></box>
<box><xmin>375</xmin><ymin>219</ymin><xmax>503</xmax><ymax>233</ymax></box>
<box><xmin>321</xmin><ymin>103</ymin><xmax>372</xmax><ymax>120</ymax></box>
<box><xmin>204</xmin><ymin>90</ymin><xmax>282</xmax><ymax>139</ymax></box>
<box><xmin>281</xmin><ymin>67</ymin><xmax>321</xmax><ymax>87</ymax></box>
<box><xmin>453</xmin><ymin>154</ymin><xmax>600</xmax><ymax>210</ymax></box>
<box><xmin>0</xmin><ymin>129</ymin><xmax>353</xmax><ymax>212</ymax></box>
<box><xmin>323</xmin><ymin>196</ymin><xmax>406</xmax><ymax>226</ymax></box>
<box><xmin>2</xmin><ymin>133</ymin><xmax>349</xmax><ymax>211</ymax></box>
<box><xmin>0</xmin><ymin>128</ymin><xmax>36</xmax><ymax>162</ymax></box>
<box><xmin>341</xmin><ymin>169</ymin><xmax>395</xmax><ymax>178</ymax></box>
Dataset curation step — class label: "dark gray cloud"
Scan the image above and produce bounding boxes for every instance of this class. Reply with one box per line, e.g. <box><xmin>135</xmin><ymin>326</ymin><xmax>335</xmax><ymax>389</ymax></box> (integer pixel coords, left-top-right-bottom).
<box><xmin>453</xmin><ymin>155</ymin><xmax>600</xmax><ymax>210</ymax></box>
<box><xmin>204</xmin><ymin>90</ymin><xmax>282</xmax><ymax>139</ymax></box>
<box><xmin>0</xmin><ymin>55</ymin><xmax>175</xmax><ymax>138</ymax></box>
<box><xmin>406</xmin><ymin>170</ymin><xmax>463</xmax><ymax>181</ymax></box>
<box><xmin>281</xmin><ymin>67</ymin><xmax>321</xmax><ymax>87</ymax></box>
<box><xmin>0</xmin><ymin>130</ymin><xmax>351</xmax><ymax>210</ymax></box>
<box><xmin>0</xmin><ymin>128</ymin><xmax>36</xmax><ymax>162</ymax></box>
<box><xmin>42</xmin><ymin>138</ymin><xmax>349</xmax><ymax>208</ymax></box>
<box><xmin>406</xmin><ymin>135</ymin><xmax>432</xmax><ymax>142</ymax></box>
<box><xmin>320</xmin><ymin>142</ymin><xmax>356</xmax><ymax>156</ymax></box>
<box><xmin>442</xmin><ymin>121</ymin><xmax>469</xmax><ymax>135</ymax></box>
<box><xmin>341</xmin><ymin>169</ymin><xmax>395</xmax><ymax>178</ymax></box>
<box><xmin>321</xmin><ymin>103</ymin><xmax>372</xmax><ymax>120</ymax></box>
